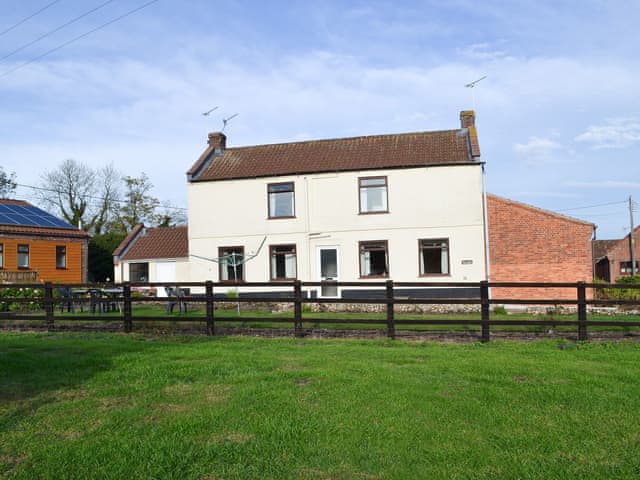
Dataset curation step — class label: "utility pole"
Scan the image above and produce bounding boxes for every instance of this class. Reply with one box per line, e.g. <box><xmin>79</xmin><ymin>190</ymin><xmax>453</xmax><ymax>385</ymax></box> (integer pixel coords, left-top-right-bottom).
<box><xmin>630</xmin><ymin>195</ymin><xmax>636</xmax><ymax>276</ymax></box>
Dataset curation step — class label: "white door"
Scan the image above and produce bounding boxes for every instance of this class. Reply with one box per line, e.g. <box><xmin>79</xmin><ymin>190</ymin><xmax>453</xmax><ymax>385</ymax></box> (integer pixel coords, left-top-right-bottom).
<box><xmin>156</xmin><ymin>262</ymin><xmax>176</xmax><ymax>297</ymax></box>
<box><xmin>317</xmin><ymin>247</ymin><xmax>339</xmax><ymax>297</ymax></box>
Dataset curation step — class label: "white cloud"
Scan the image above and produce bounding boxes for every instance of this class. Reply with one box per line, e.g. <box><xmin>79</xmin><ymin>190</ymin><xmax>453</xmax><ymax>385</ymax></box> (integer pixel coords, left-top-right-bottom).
<box><xmin>456</xmin><ymin>43</ymin><xmax>510</xmax><ymax>61</ymax></box>
<box><xmin>574</xmin><ymin>119</ymin><xmax>640</xmax><ymax>149</ymax></box>
<box><xmin>514</xmin><ymin>137</ymin><xmax>562</xmax><ymax>164</ymax></box>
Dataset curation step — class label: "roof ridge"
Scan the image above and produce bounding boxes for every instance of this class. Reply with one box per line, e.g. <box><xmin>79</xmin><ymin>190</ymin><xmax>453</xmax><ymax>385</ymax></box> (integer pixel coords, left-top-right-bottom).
<box><xmin>224</xmin><ymin>128</ymin><xmax>462</xmax><ymax>151</ymax></box>
<box><xmin>488</xmin><ymin>194</ymin><xmax>595</xmax><ymax>227</ymax></box>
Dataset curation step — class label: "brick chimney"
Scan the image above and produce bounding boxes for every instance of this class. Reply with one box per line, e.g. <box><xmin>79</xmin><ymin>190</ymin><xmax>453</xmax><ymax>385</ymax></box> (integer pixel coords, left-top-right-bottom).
<box><xmin>459</xmin><ymin>110</ymin><xmax>480</xmax><ymax>158</ymax></box>
<box><xmin>207</xmin><ymin>132</ymin><xmax>226</xmax><ymax>152</ymax></box>
<box><xmin>460</xmin><ymin>110</ymin><xmax>475</xmax><ymax>129</ymax></box>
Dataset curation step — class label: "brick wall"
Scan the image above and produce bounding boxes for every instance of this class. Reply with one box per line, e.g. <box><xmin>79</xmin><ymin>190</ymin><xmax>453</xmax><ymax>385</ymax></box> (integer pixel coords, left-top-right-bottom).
<box><xmin>598</xmin><ymin>230</ymin><xmax>640</xmax><ymax>283</ymax></box>
<box><xmin>487</xmin><ymin>195</ymin><xmax>594</xmax><ymax>300</ymax></box>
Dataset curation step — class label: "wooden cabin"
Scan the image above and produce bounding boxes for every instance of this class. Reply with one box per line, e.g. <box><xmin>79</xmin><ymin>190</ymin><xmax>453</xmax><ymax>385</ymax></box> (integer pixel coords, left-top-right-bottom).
<box><xmin>0</xmin><ymin>199</ymin><xmax>89</xmax><ymax>283</ymax></box>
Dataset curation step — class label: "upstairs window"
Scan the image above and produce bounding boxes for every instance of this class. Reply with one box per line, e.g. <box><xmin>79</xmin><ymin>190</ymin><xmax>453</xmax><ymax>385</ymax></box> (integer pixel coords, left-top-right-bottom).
<box><xmin>56</xmin><ymin>246</ymin><xmax>67</xmax><ymax>269</ymax></box>
<box><xmin>268</xmin><ymin>182</ymin><xmax>295</xmax><ymax>218</ymax></box>
<box><xmin>270</xmin><ymin>244</ymin><xmax>297</xmax><ymax>280</ymax></box>
<box><xmin>130</xmin><ymin>262</ymin><xmax>148</xmax><ymax>282</ymax></box>
<box><xmin>359</xmin><ymin>241</ymin><xmax>389</xmax><ymax>277</ymax></box>
<box><xmin>0</xmin><ymin>243</ymin><xmax>3</xmax><ymax>268</ymax></box>
<box><xmin>359</xmin><ymin>176</ymin><xmax>388</xmax><ymax>214</ymax></box>
<box><xmin>17</xmin><ymin>244</ymin><xmax>29</xmax><ymax>268</ymax></box>
<box><xmin>219</xmin><ymin>246</ymin><xmax>245</xmax><ymax>282</ymax></box>
<box><xmin>419</xmin><ymin>239</ymin><xmax>449</xmax><ymax>276</ymax></box>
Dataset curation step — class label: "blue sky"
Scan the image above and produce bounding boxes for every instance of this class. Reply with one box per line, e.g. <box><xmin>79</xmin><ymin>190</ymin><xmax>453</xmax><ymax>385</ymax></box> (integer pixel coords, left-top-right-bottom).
<box><xmin>1</xmin><ymin>0</ymin><xmax>639</xmax><ymax>238</ymax></box>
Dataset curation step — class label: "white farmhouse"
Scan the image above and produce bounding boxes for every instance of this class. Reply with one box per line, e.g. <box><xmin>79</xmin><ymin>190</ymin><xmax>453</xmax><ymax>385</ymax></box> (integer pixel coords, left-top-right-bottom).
<box><xmin>184</xmin><ymin>110</ymin><xmax>488</xmax><ymax>298</ymax></box>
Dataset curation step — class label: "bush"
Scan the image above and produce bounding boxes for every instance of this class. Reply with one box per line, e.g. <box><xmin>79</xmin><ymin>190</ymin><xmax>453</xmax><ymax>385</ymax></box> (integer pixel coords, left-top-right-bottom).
<box><xmin>597</xmin><ymin>276</ymin><xmax>640</xmax><ymax>301</ymax></box>
<box><xmin>0</xmin><ymin>287</ymin><xmax>44</xmax><ymax>312</ymax></box>
<box><xmin>493</xmin><ymin>305</ymin><xmax>507</xmax><ymax>315</ymax></box>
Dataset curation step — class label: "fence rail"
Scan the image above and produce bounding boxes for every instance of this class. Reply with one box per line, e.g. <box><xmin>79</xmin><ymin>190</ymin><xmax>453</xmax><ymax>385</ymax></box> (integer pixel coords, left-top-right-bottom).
<box><xmin>1</xmin><ymin>280</ymin><xmax>639</xmax><ymax>341</ymax></box>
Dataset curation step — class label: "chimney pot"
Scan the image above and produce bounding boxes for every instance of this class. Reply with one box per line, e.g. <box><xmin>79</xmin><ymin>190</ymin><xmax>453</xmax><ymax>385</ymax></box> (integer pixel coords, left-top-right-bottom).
<box><xmin>207</xmin><ymin>132</ymin><xmax>227</xmax><ymax>151</ymax></box>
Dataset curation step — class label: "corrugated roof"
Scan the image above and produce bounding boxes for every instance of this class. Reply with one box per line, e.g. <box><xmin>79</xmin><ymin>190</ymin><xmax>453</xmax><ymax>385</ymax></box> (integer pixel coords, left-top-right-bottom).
<box><xmin>118</xmin><ymin>226</ymin><xmax>188</xmax><ymax>261</ymax></box>
<box><xmin>190</xmin><ymin>129</ymin><xmax>478</xmax><ymax>182</ymax></box>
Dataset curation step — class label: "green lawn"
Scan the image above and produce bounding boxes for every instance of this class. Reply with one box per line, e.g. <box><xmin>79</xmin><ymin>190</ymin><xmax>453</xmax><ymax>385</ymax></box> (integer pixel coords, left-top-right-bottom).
<box><xmin>1</xmin><ymin>333</ymin><xmax>639</xmax><ymax>479</ymax></box>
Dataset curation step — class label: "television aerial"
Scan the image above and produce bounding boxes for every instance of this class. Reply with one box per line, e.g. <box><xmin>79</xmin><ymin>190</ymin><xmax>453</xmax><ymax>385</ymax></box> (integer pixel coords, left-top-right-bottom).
<box><xmin>222</xmin><ymin>113</ymin><xmax>238</xmax><ymax>131</ymax></box>
<box><xmin>464</xmin><ymin>75</ymin><xmax>487</xmax><ymax>110</ymax></box>
<box><xmin>202</xmin><ymin>106</ymin><xmax>219</xmax><ymax>116</ymax></box>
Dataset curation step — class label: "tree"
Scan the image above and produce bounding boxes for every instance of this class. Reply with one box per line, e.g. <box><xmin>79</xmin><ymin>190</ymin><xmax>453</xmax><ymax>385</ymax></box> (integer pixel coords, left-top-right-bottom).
<box><xmin>0</xmin><ymin>166</ymin><xmax>17</xmax><ymax>198</ymax></box>
<box><xmin>38</xmin><ymin>159</ymin><xmax>121</xmax><ymax>234</ymax></box>
<box><xmin>88</xmin><ymin>232</ymin><xmax>126</xmax><ymax>282</ymax></box>
<box><xmin>114</xmin><ymin>173</ymin><xmax>161</xmax><ymax>233</ymax></box>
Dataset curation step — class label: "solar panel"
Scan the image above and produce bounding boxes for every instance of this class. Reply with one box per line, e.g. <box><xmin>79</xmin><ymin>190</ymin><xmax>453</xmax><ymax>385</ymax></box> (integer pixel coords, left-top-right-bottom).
<box><xmin>0</xmin><ymin>203</ymin><xmax>77</xmax><ymax>230</ymax></box>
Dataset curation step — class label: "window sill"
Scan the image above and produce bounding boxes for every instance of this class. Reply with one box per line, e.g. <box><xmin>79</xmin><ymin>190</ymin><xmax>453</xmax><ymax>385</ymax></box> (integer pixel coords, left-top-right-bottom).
<box><xmin>358</xmin><ymin>210</ymin><xmax>389</xmax><ymax>215</ymax></box>
<box><xmin>270</xmin><ymin>278</ymin><xmax>297</xmax><ymax>282</ymax></box>
<box><xmin>219</xmin><ymin>280</ymin><xmax>246</xmax><ymax>284</ymax></box>
<box><xmin>267</xmin><ymin>216</ymin><xmax>296</xmax><ymax>220</ymax></box>
<box><xmin>359</xmin><ymin>274</ymin><xmax>389</xmax><ymax>279</ymax></box>
<box><xmin>56</xmin><ymin>267</ymin><xmax>67</xmax><ymax>270</ymax></box>
<box><xmin>419</xmin><ymin>273</ymin><xmax>451</xmax><ymax>277</ymax></box>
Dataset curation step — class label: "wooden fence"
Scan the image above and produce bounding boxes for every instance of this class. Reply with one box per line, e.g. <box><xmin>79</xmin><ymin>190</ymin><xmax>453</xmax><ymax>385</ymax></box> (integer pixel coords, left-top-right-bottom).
<box><xmin>1</xmin><ymin>280</ymin><xmax>639</xmax><ymax>341</ymax></box>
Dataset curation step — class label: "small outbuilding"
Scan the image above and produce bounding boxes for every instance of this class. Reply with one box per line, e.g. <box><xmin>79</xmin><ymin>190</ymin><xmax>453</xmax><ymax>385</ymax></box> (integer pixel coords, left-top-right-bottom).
<box><xmin>0</xmin><ymin>199</ymin><xmax>89</xmax><ymax>283</ymax></box>
<box><xmin>113</xmin><ymin>224</ymin><xmax>189</xmax><ymax>296</ymax></box>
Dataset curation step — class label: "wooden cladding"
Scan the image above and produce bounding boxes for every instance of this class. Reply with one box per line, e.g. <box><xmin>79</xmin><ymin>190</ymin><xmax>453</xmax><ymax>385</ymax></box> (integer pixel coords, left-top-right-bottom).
<box><xmin>0</xmin><ymin>237</ymin><xmax>85</xmax><ymax>282</ymax></box>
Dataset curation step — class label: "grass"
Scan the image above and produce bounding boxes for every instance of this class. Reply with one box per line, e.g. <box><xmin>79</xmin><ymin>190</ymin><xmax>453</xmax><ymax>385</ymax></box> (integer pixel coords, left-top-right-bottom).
<box><xmin>1</xmin><ymin>332</ymin><xmax>640</xmax><ymax>479</ymax></box>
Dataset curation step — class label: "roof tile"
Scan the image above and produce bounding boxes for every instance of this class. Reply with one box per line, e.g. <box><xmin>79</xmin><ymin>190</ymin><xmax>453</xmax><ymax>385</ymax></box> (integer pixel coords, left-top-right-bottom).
<box><xmin>190</xmin><ymin>129</ymin><xmax>477</xmax><ymax>182</ymax></box>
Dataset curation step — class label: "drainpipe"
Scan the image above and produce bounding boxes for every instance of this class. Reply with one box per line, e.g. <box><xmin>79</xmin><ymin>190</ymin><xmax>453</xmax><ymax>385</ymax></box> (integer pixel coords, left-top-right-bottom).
<box><xmin>481</xmin><ymin>164</ymin><xmax>490</xmax><ymax>283</ymax></box>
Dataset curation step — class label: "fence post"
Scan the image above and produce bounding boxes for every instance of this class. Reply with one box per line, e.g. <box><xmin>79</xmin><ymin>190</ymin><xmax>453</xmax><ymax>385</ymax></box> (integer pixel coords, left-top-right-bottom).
<box><xmin>386</xmin><ymin>280</ymin><xmax>395</xmax><ymax>339</ymax></box>
<box><xmin>206</xmin><ymin>280</ymin><xmax>215</xmax><ymax>336</ymax></box>
<box><xmin>577</xmin><ymin>281</ymin><xmax>587</xmax><ymax>341</ymax></box>
<box><xmin>123</xmin><ymin>283</ymin><xmax>132</xmax><ymax>333</ymax></box>
<box><xmin>294</xmin><ymin>280</ymin><xmax>303</xmax><ymax>338</ymax></box>
<box><xmin>44</xmin><ymin>282</ymin><xmax>54</xmax><ymax>331</ymax></box>
<box><xmin>480</xmin><ymin>280</ymin><xmax>490</xmax><ymax>343</ymax></box>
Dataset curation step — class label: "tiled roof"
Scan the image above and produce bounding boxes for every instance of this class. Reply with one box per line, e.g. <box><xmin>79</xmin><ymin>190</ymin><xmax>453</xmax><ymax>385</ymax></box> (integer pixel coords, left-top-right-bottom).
<box><xmin>190</xmin><ymin>129</ymin><xmax>478</xmax><ymax>182</ymax></box>
<box><xmin>487</xmin><ymin>194</ymin><xmax>595</xmax><ymax>227</ymax></box>
<box><xmin>0</xmin><ymin>199</ymin><xmax>30</xmax><ymax>206</ymax></box>
<box><xmin>118</xmin><ymin>225</ymin><xmax>188</xmax><ymax>261</ymax></box>
<box><xmin>113</xmin><ymin>223</ymin><xmax>144</xmax><ymax>257</ymax></box>
<box><xmin>593</xmin><ymin>239</ymin><xmax>620</xmax><ymax>260</ymax></box>
<box><xmin>0</xmin><ymin>224</ymin><xmax>89</xmax><ymax>238</ymax></box>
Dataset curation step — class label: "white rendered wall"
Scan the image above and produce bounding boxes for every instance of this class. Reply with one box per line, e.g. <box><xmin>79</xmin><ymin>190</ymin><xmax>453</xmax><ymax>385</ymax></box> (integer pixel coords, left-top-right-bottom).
<box><xmin>187</xmin><ymin>165</ymin><xmax>487</xmax><ymax>288</ymax></box>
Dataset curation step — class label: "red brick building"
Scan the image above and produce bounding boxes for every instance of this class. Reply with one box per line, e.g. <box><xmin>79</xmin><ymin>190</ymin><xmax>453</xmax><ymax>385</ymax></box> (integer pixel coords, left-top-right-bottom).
<box><xmin>593</xmin><ymin>226</ymin><xmax>640</xmax><ymax>283</ymax></box>
<box><xmin>487</xmin><ymin>195</ymin><xmax>595</xmax><ymax>300</ymax></box>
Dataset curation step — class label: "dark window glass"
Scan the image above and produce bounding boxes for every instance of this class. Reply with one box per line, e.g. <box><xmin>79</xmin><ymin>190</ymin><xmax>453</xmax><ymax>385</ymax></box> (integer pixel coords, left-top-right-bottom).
<box><xmin>420</xmin><ymin>239</ymin><xmax>449</xmax><ymax>275</ymax></box>
<box><xmin>359</xmin><ymin>241</ymin><xmax>388</xmax><ymax>277</ymax></box>
<box><xmin>130</xmin><ymin>262</ymin><xmax>149</xmax><ymax>282</ymax></box>
<box><xmin>219</xmin><ymin>246</ymin><xmax>245</xmax><ymax>282</ymax></box>
<box><xmin>270</xmin><ymin>244</ymin><xmax>297</xmax><ymax>280</ymax></box>
<box><xmin>56</xmin><ymin>246</ymin><xmax>67</xmax><ymax>269</ymax></box>
<box><xmin>17</xmin><ymin>244</ymin><xmax>29</xmax><ymax>268</ymax></box>
<box><xmin>0</xmin><ymin>243</ymin><xmax>3</xmax><ymax>268</ymax></box>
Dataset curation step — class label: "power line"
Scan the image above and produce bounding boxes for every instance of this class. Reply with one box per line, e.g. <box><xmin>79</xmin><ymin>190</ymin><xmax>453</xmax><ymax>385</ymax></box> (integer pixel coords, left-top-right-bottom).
<box><xmin>15</xmin><ymin>182</ymin><xmax>188</xmax><ymax>211</ymax></box>
<box><xmin>0</xmin><ymin>0</ymin><xmax>117</xmax><ymax>63</ymax></box>
<box><xmin>556</xmin><ymin>200</ymin><xmax>627</xmax><ymax>212</ymax></box>
<box><xmin>0</xmin><ymin>0</ymin><xmax>160</xmax><ymax>80</ymax></box>
<box><xmin>0</xmin><ymin>0</ymin><xmax>62</xmax><ymax>38</ymax></box>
